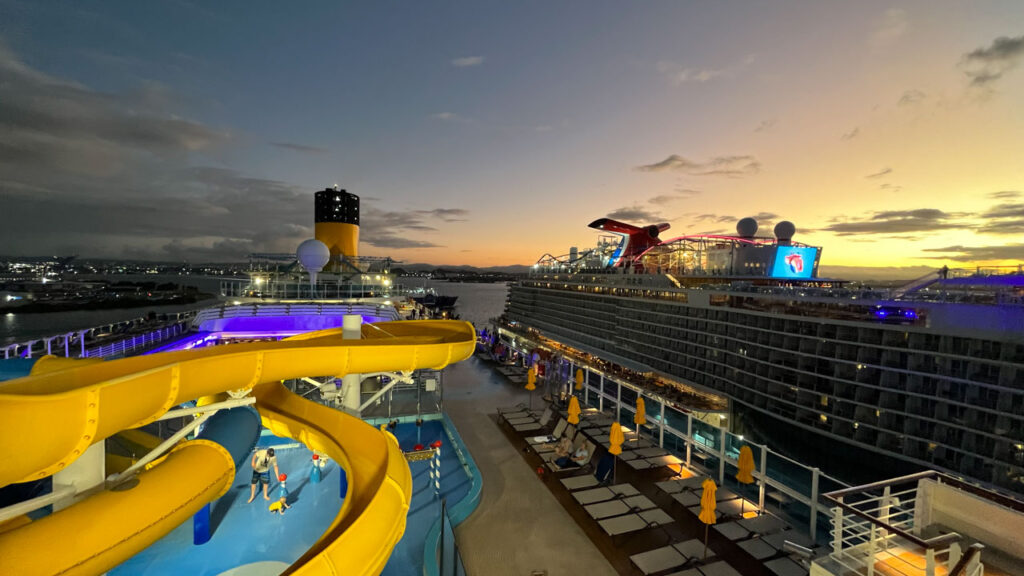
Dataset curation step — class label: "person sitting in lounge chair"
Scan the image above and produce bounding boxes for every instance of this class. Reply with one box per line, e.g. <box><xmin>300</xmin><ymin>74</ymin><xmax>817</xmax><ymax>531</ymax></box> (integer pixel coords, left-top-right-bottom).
<box><xmin>554</xmin><ymin>435</ymin><xmax>573</xmax><ymax>459</ymax></box>
<box><xmin>555</xmin><ymin>444</ymin><xmax>589</xmax><ymax>468</ymax></box>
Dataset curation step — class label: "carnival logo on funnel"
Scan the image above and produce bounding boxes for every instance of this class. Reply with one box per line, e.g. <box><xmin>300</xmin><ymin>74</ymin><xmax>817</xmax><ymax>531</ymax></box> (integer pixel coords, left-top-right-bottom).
<box><xmin>784</xmin><ymin>252</ymin><xmax>804</xmax><ymax>274</ymax></box>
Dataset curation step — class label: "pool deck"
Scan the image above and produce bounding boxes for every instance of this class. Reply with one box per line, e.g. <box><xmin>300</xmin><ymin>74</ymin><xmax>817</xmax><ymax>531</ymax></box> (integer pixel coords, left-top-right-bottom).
<box><xmin>443</xmin><ymin>356</ymin><xmax>618</xmax><ymax>576</ymax></box>
<box><xmin>467</xmin><ymin>356</ymin><xmax>823</xmax><ymax>576</ymax></box>
<box><xmin>111</xmin><ymin>420</ymin><xmax>470</xmax><ymax>576</ymax></box>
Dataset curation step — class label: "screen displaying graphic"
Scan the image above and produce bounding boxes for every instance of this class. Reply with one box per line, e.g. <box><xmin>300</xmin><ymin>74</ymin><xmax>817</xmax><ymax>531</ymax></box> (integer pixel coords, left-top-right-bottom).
<box><xmin>771</xmin><ymin>246</ymin><xmax>818</xmax><ymax>279</ymax></box>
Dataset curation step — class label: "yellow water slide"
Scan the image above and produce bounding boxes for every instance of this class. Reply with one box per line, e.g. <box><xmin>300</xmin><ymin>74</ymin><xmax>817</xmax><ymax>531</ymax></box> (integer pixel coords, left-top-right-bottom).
<box><xmin>0</xmin><ymin>320</ymin><xmax>476</xmax><ymax>576</ymax></box>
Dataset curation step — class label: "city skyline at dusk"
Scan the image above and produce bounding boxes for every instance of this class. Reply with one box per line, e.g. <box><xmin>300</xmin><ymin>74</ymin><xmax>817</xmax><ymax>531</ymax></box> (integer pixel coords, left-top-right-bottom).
<box><xmin>1</xmin><ymin>1</ymin><xmax>1022</xmax><ymax>269</ymax></box>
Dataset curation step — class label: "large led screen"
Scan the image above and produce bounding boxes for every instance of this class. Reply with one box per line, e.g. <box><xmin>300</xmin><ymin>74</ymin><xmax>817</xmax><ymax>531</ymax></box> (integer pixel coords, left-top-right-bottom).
<box><xmin>771</xmin><ymin>246</ymin><xmax>818</xmax><ymax>279</ymax></box>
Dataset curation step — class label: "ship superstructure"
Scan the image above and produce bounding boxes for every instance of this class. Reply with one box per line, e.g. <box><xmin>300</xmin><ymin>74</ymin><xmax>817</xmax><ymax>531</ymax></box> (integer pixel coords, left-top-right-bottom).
<box><xmin>503</xmin><ymin>217</ymin><xmax>1024</xmax><ymax>497</ymax></box>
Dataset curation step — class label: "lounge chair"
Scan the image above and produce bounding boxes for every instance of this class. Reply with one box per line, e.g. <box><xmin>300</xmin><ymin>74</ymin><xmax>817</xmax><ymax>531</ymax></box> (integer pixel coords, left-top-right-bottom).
<box><xmin>546</xmin><ymin>440</ymin><xmax>597</xmax><ymax>473</ymax></box>
<box><xmin>527</xmin><ymin>418</ymin><xmax>566</xmax><ymax>448</ymax></box>
<box><xmin>512</xmin><ymin>407</ymin><xmax>553</xmax><ymax>432</ymax></box>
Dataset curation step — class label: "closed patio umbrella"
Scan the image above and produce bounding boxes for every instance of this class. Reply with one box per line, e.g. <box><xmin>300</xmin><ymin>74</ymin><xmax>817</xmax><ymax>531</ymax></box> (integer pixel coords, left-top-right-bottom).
<box><xmin>574</xmin><ymin>368</ymin><xmax>584</xmax><ymax>391</ymax></box>
<box><xmin>609</xmin><ymin>422</ymin><xmax>625</xmax><ymax>483</ymax></box>
<box><xmin>568</xmin><ymin>395</ymin><xmax>581</xmax><ymax>425</ymax></box>
<box><xmin>526</xmin><ymin>365</ymin><xmax>537</xmax><ymax>410</ymax></box>
<box><xmin>608</xmin><ymin>422</ymin><xmax>624</xmax><ymax>455</ymax></box>
<box><xmin>633</xmin><ymin>397</ymin><xmax>647</xmax><ymax>442</ymax></box>
<box><xmin>700</xmin><ymin>477</ymin><xmax>718</xmax><ymax>560</ymax></box>
<box><xmin>736</xmin><ymin>445</ymin><xmax>756</xmax><ymax>517</ymax></box>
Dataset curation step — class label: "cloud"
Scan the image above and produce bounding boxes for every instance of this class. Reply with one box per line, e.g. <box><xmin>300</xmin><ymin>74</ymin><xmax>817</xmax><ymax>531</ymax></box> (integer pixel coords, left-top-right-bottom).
<box><xmin>657</xmin><ymin>61</ymin><xmax>723</xmax><ymax>85</ymax></box>
<box><xmin>961</xmin><ymin>34</ymin><xmax>1024</xmax><ymax>87</ymax></box>
<box><xmin>870</xmin><ymin>8</ymin><xmax>908</xmax><ymax>47</ymax></box>
<box><xmin>430</xmin><ymin>111</ymin><xmax>474</xmax><ymax>124</ymax></box>
<box><xmin>865</xmin><ymin>167</ymin><xmax>893</xmax><ymax>179</ymax></box>
<box><xmin>981</xmin><ymin>203</ymin><xmax>1024</xmax><ymax>219</ymax></box>
<box><xmin>989</xmin><ymin>190</ymin><xmax>1020</xmax><ymax>199</ymax></box>
<box><xmin>821</xmin><ymin>209</ymin><xmax>967</xmax><ymax>236</ymax></box>
<box><xmin>606</xmin><ymin>206</ymin><xmax>665</xmax><ymax>222</ymax></box>
<box><xmin>921</xmin><ymin>244</ymin><xmax>1024</xmax><ymax>261</ymax></box>
<box><xmin>695</xmin><ymin>214</ymin><xmax>738</xmax><ymax>224</ymax></box>
<box><xmin>356</xmin><ymin>205</ymin><xmax>471</xmax><ymax>249</ymax></box>
<box><xmin>976</xmin><ymin>202</ymin><xmax>1024</xmax><ymax>234</ymax></box>
<box><xmin>649</xmin><ymin>188</ymin><xmax>701</xmax><ymax>206</ymax></box>
<box><xmin>656</xmin><ymin>55</ymin><xmax>753</xmax><ymax>86</ymax></box>
<box><xmin>754</xmin><ymin>119</ymin><xmax>776</xmax><ymax>133</ymax></box>
<box><xmin>270</xmin><ymin>141</ymin><xmax>328</xmax><ymax>154</ymax></box>
<box><xmin>636</xmin><ymin>154</ymin><xmax>761</xmax><ymax>177</ymax></box>
<box><xmin>451</xmin><ymin>56</ymin><xmax>484</xmax><ymax>68</ymax></box>
<box><xmin>416</xmin><ymin>208</ymin><xmax>470</xmax><ymax>222</ymax></box>
<box><xmin>841</xmin><ymin>127</ymin><xmax>860</xmax><ymax>141</ymax></box>
<box><xmin>360</xmin><ymin>234</ymin><xmax>442</xmax><ymax>249</ymax></box>
<box><xmin>0</xmin><ymin>39</ymin><xmax>461</xmax><ymax>260</ymax></box>
<box><xmin>898</xmin><ymin>89</ymin><xmax>927</xmax><ymax>106</ymax></box>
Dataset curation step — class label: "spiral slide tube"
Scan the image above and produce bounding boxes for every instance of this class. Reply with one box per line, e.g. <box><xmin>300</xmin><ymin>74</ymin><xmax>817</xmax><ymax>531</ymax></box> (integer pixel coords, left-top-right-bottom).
<box><xmin>0</xmin><ymin>320</ymin><xmax>475</xmax><ymax>576</ymax></box>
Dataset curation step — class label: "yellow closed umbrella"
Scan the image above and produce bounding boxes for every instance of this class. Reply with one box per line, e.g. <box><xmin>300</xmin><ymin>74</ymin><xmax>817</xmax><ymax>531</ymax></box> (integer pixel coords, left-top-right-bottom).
<box><xmin>700</xmin><ymin>477</ymin><xmax>718</xmax><ymax>559</ymax></box>
<box><xmin>736</xmin><ymin>445</ymin><xmax>756</xmax><ymax>517</ymax></box>
<box><xmin>567</xmin><ymin>395</ymin><xmax>581</xmax><ymax>425</ymax></box>
<box><xmin>574</xmin><ymin>368</ymin><xmax>584</xmax><ymax>391</ymax></box>
<box><xmin>608</xmin><ymin>422</ymin><xmax>625</xmax><ymax>456</ymax></box>
<box><xmin>608</xmin><ymin>422</ymin><xmax>625</xmax><ymax>483</ymax></box>
<box><xmin>634</xmin><ymin>397</ymin><xmax>647</xmax><ymax>427</ymax></box>
<box><xmin>526</xmin><ymin>365</ymin><xmax>537</xmax><ymax>410</ymax></box>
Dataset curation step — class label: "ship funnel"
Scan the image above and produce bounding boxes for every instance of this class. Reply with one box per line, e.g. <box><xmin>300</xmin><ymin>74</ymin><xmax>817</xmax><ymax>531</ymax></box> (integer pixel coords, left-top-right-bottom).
<box><xmin>314</xmin><ymin>187</ymin><xmax>360</xmax><ymax>269</ymax></box>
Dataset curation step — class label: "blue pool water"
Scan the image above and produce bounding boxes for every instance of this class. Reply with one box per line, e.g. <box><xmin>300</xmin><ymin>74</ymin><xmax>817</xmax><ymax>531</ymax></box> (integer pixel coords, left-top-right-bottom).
<box><xmin>111</xmin><ymin>419</ymin><xmax>473</xmax><ymax>576</ymax></box>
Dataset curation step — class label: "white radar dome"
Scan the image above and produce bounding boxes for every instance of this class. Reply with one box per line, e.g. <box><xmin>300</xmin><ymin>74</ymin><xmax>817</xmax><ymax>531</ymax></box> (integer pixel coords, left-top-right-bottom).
<box><xmin>297</xmin><ymin>239</ymin><xmax>331</xmax><ymax>272</ymax></box>
<box><xmin>736</xmin><ymin>217</ymin><xmax>759</xmax><ymax>238</ymax></box>
<box><xmin>774</xmin><ymin>221</ymin><xmax>796</xmax><ymax>241</ymax></box>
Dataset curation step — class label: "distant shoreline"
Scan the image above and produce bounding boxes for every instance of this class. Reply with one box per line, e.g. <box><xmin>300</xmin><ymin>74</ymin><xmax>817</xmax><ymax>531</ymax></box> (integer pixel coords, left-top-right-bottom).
<box><xmin>3</xmin><ymin>293</ymin><xmax>214</xmax><ymax>315</ymax></box>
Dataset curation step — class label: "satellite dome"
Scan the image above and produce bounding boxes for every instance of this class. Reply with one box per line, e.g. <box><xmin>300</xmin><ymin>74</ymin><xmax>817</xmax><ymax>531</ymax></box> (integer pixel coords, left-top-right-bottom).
<box><xmin>736</xmin><ymin>217</ymin><xmax>759</xmax><ymax>238</ymax></box>
<box><xmin>774</xmin><ymin>221</ymin><xmax>796</xmax><ymax>241</ymax></box>
<box><xmin>297</xmin><ymin>239</ymin><xmax>330</xmax><ymax>272</ymax></box>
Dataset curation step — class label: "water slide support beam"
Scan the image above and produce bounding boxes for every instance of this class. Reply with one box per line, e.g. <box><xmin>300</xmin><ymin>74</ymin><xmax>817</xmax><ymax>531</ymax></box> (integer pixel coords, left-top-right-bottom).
<box><xmin>0</xmin><ymin>485</ymin><xmax>76</xmax><ymax>524</ymax></box>
<box><xmin>157</xmin><ymin>397</ymin><xmax>254</xmax><ymax>421</ymax></box>
<box><xmin>341</xmin><ymin>314</ymin><xmax>362</xmax><ymax>414</ymax></box>
<box><xmin>108</xmin><ymin>412</ymin><xmax>214</xmax><ymax>486</ymax></box>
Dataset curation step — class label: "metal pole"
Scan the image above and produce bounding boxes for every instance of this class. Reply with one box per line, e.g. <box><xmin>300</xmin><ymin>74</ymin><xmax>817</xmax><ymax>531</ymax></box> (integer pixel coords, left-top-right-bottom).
<box><xmin>616</xmin><ymin>380</ymin><xmax>622</xmax><ymax>423</ymax></box>
<box><xmin>598</xmin><ymin>374</ymin><xmax>604</xmax><ymax>412</ymax></box>
<box><xmin>718</xmin><ymin>427</ymin><xmax>726</xmax><ymax>485</ymax></box>
<box><xmin>659</xmin><ymin>402</ymin><xmax>665</xmax><ymax>448</ymax></box>
<box><xmin>686</xmin><ymin>414</ymin><xmax>693</xmax><ymax>468</ymax></box>
<box><xmin>833</xmin><ymin>504</ymin><xmax>843</xmax><ymax>556</ymax></box>
<box><xmin>810</xmin><ymin>467</ymin><xmax>820</xmax><ymax>545</ymax></box>
<box><xmin>759</xmin><ymin>445</ymin><xmax>768</xmax><ymax>513</ymax></box>
<box><xmin>868</xmin><ymin>522</ymin><xmax>877</xmax><ymax>576</ymax></box>
<box><xmin>583</xmin><ymin>369</ymin><xmax>589</xmax><ymax>406</ymax></box>
<box><xmin>109</xmin><ymin>412</ymin><xmax>214</xmax><ymax>485</ymax></box>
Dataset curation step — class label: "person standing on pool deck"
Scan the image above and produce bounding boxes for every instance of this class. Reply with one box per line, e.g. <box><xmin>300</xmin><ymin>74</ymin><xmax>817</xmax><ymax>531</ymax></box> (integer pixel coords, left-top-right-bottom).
<box><xmin>247</xmin><ymin>447</ymin><xmax>280</xmax><ymax>503</ymax></box>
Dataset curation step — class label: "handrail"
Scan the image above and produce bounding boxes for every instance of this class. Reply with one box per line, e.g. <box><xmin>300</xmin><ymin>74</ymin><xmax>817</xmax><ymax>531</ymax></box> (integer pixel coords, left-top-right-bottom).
<box><xmin>825</xmin><ymin>470</ymin><xmax>938</xmax><ymax>499</ymax></box>
<box><xmin>825</xmin><ymin>470</ymin><xmax>1024</xmax><ymax>515</ymax></box>
<box><xmin>828</xmin><ymin>499</ymin><xmax>936</xmax><ymax>550</ymax></box>
<box><xmin>949</xmin><ymin>543</ymin><xmax>985</xmax><ymax>576</ymax></box>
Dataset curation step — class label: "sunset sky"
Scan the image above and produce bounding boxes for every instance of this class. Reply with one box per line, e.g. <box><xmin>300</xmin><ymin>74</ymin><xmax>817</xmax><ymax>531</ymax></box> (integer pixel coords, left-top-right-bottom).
<box><xmin>1</xmin><ymin>1</ymin><xmax>1022</xmax><ymax>269</ymax></box>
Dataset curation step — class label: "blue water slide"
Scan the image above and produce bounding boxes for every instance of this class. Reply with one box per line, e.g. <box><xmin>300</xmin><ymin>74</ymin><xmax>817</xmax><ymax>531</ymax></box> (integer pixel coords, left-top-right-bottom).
<box><xmin>192</xmin><ymin>405</ymin><xmax>262</xmax><ymax>544</ymax></box>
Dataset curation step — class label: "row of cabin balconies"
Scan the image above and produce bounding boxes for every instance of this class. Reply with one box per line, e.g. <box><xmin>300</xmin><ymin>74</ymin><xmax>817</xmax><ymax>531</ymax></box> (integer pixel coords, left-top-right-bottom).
<box><xmin>616</xmin><ymin>301</ymin><xmax>1021</xmax><ymax>393</ymax></box>
<box><xmin>612</xmin><ymin>316</ymin><xmax>1023</xmax><ymax>431</ymax></box>
<box><xmin>516</xmin><ymin>284</ymin><xmax>1024</xmax><ymax>365</ymax></box>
